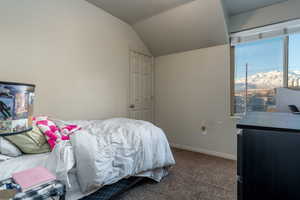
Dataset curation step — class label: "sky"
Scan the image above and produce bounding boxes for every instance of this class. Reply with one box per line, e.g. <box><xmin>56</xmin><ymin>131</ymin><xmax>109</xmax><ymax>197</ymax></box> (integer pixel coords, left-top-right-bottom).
<box><xmin>235</xmin><ymin>34</ymin><xmax>300</xmax><ymax>79</ymax></box>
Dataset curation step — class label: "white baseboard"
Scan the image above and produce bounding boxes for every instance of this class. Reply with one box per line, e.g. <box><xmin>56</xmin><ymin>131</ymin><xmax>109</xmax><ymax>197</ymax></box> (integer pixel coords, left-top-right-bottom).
<box><xmin>170</xmin><ymin>143</ymin><xmax>236</xmax><ymax>161</ymax></box>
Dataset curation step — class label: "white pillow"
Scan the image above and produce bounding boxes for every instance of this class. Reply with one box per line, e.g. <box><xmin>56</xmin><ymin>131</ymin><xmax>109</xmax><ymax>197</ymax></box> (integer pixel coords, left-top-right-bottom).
<box><xmin>0</xmin><ymin>137</ymin><xmax>22</xmax><ymax>157</ymax></box>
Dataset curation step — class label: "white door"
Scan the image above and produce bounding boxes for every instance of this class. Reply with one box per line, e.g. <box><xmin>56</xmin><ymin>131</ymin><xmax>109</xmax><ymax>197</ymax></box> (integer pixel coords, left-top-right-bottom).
<box><xmin>129</xmin><ymin>51</ymin><xmax>154</xmax><ymax>122</ymax></box>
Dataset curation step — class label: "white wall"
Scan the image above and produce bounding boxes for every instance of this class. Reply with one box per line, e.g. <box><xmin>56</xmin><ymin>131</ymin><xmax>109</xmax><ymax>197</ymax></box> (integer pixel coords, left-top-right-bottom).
<box><xmin>155</xmin><ymin>45</ymin><xmax>236</xmax><ymax>159</ymax></box>
<box><xmin>230</xmin><ymin>0</ymin><xmax>300</xmax><ymax>33</ymax></box>
<box><xmin>0</xmin><ymin>0</ymin><xmax>150</xmax><ymax>120</ymax></box>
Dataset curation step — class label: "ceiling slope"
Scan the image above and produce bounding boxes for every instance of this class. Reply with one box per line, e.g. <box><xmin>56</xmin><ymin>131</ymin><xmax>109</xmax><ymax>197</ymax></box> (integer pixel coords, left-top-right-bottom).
<box><xmin>87</xmin><ymin>0</ymin><xmax>195</xmax><ymax>25</ymax></box>
<box><xmin>229</xmin><ymin>0</ymin><xmax>300</xmax><ymax>33</ymax></box>
<box><xmin>223</xmin><ymin>0</ymin><xmax>287</xmax><ymax>16</ymax></box>
<box><xmin>133</xmin><ymin>0</ymin><xmax>228</xmax><ymax>56</ymax></box>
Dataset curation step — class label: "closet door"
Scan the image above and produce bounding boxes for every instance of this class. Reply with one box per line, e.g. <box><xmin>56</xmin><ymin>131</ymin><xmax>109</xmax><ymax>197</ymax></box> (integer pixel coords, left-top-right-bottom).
<box><xmin>129</xmin><ymin>51</ymin><xmax>154</xmax><ymax>122</ymax></box>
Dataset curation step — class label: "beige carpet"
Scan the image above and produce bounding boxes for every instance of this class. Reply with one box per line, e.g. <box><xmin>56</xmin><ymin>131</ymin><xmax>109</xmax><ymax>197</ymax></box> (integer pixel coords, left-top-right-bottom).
<box><xmin>116</xmin><ymin>148</ymin><xmax>236</xmax><ymax>200</ymax></box>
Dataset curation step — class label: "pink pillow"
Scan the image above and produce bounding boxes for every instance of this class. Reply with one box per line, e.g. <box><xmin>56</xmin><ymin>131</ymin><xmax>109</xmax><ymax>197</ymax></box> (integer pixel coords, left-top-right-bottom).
<box><xmin>34</xmin><ymin>116</ymin><xmax>81</xmax><ymax>150</ymax></box>
<box><xmin>35</xmin><ymin>117</ymin><xmax>69</xmax><ymax>150</ymax></box>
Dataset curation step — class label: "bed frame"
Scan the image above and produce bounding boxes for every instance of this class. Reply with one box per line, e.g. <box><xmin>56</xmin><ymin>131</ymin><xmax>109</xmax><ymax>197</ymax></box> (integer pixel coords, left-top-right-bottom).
<box><xmin>81</xmin><ymin>177</ymin><xmax>145</xmax><ymax>200</ymax></box>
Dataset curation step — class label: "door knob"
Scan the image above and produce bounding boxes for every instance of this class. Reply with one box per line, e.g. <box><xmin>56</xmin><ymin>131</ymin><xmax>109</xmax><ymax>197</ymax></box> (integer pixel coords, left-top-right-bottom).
<box><xmin>129</xmin><ymin>104</ymin><xmax>135</xmax><ymax>109</ymax></box>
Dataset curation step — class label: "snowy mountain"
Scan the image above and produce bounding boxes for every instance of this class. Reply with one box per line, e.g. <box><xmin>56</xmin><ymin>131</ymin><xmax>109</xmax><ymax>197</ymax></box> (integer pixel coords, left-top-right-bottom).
<box><xmin>235</xmin><ymin>70</ymin><xmax>300</xmax><ymax>90</ymax></box>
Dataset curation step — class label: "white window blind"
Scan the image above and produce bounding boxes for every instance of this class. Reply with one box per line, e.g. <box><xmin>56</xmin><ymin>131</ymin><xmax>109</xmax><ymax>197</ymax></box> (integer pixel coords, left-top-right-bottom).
<box><xmin>231</xmin><ymin>19</ymin><xmax>300</xmax><ymax>46</ymax></box>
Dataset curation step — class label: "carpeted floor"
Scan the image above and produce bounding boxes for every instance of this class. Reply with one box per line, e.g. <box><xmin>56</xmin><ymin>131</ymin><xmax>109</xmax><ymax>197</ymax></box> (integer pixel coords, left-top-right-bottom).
<box><xmin>116</xmin><ymin>148</ymin><xmax>236</xmax><ymax>200</ymax></box>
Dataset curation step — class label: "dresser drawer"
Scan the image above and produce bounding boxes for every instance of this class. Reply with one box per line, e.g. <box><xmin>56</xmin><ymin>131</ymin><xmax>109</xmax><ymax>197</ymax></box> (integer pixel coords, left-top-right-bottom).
<box><xmin>237</xmin><ymin>178</ymin><xmax>243</xmax><ymax>200</ymax></box>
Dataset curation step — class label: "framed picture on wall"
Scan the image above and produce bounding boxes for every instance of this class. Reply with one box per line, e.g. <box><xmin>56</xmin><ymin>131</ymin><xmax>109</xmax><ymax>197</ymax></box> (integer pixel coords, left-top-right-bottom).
<box><xmin>0</xmin><ymin>82</ymin><xmax>35</xmax><ymax>136</ymax></box>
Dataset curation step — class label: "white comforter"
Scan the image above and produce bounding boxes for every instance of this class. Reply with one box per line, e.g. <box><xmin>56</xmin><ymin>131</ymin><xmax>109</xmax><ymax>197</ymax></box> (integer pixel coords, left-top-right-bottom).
<box><xmin>48</xmin><ymin>118</ymin><xmax>175</xmax><ymax>195</ymax></box>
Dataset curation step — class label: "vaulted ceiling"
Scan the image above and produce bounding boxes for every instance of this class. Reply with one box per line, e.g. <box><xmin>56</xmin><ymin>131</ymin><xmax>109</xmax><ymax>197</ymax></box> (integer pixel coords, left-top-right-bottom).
<box><xmin>87</xmin><ymin>0</ymin><xmax>195</xmax><ymax>25</ymax></box>
<box><xmin>133</xmin><ymin>0</ymin><xmax>228</xmax><ymax>56</ymax></box>
<box><xmin>86</xmin><ymin>0</ymin><xmax>289</xmax><ymax>56</ymax></box>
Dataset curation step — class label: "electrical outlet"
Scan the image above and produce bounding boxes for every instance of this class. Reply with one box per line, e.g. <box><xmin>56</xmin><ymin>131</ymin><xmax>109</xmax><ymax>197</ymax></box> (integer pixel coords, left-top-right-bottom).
<box><xmin>201</xmin><ymin>120</ymin><xmax>207</xmax><ymax>135</ymax></box>
<box><xmin>201</xmin><ymin>126</ymin><xmax>207</xmax><ymax>135</ymax></box>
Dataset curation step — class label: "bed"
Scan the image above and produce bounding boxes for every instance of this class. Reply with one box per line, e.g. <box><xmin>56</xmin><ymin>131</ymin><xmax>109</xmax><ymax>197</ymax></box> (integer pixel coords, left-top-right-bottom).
<box><xmin>0</xmin><ymin>118</ymin><xmax>175</xmax><ymax>200</ymax></box>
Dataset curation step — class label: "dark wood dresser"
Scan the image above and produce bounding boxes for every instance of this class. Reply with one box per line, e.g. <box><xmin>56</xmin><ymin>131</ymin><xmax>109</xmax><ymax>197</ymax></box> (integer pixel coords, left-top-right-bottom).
<box><xmin>237</xmin><ymin>112</ymin><xmax>300</xmax><ymax>200</ymax></box>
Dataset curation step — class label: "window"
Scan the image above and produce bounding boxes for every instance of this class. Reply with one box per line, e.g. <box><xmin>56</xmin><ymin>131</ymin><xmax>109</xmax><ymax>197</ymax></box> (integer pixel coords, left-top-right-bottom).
<box><xmin>232</xmin><ymin>29</ymin><xmax>300</xmax><ymax>115</ymax></box>
<box><xmin>234</xmin><ymin>38</ymin><xmax>284</xmax><ymax>114</ymax></box>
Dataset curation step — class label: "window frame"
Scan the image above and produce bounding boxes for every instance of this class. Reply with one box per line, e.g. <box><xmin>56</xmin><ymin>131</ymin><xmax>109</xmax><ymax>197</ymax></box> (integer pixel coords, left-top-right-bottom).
<box><xmin>230</xmin><ymin>34</ymin><xmax>299</xmax><ymax>116</ymax></box>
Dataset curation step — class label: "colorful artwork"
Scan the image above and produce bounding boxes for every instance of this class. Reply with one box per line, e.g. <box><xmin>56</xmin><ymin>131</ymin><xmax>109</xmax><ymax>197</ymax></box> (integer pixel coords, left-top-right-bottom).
<box><xmin>0</xmin><ymin>82</ymin><xmax>35</xmax><ymax>136</ymax></box>
<box><xmin>0</xmin><ymin>97</ymin><xmax>13</xmax><ymax>120</ymax></box>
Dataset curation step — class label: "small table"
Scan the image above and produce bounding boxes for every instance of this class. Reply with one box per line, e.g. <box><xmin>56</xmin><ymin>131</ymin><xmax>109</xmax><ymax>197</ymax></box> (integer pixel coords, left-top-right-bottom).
<box><xmin>0</xmin><ymin>178</ymin><xmax>65</xmax><ymax>200</ymax></box>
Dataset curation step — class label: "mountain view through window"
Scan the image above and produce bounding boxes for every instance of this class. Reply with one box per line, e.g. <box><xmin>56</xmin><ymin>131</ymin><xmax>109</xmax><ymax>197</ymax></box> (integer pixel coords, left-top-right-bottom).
<box><xmin>234</xmin><ymin>37</ymin><xmax>284</xmax><ymax>114</ymax></box>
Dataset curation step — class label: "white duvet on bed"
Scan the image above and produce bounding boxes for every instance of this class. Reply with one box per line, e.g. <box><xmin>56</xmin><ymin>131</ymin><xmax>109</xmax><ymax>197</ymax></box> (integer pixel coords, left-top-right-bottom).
<box><xmin>69</xmin><ymin>118</ymin><xmax>175</xmax><ymax>193</ymax></box>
